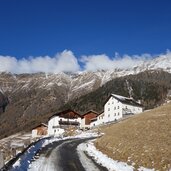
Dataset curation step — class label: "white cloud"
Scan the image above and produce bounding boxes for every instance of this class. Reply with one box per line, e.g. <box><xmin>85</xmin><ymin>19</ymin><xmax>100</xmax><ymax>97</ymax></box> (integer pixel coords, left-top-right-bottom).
<box><xmin>0</xmin><ymin>50</ymin><xmax>170</xmax><ymax>74</ymax></box>
<box><xmin>81</xmin><ymin>53</ymin><xmax>154</xmax><ymax>71</ymax></box>
<box><xmin>0</xmin><ymin>56</ymin><xmax>18</xmax><ymax>73</ymax></box>
<box><xmin>0</xmin><ymin>50</ymin><xmax>80</xmax><ymax>74</ymax></box>
<box><xmin>81</xmin><ymin>54</ymin><xmax>114</xmax><ymax>71</ymax></box>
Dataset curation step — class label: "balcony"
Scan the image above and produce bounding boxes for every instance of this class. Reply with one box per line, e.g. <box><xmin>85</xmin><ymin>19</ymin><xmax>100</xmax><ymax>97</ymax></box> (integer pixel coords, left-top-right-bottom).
<box><xmin>52</xmin><ymin>126</ymin><xmax>60</xmax><ymax>128</ymax></box>
<box><xmin>59</xmin><ymin>120</ymin><xmax>80</xmax><ymax>126</ymax></box>
<box><xmin>122</xmin><ymin>108</ymin><xmax>134</xmax><ymax>115</ymax></box>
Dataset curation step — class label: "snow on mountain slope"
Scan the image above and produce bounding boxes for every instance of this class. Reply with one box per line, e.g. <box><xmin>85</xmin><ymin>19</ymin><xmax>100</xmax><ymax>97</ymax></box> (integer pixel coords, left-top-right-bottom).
<box><xmin>0</xmin><ymin>55</ymin><xmax>171</xmax><ymax>139</ymax></box>
<box><xmin>132</xmin><ymin>53</ymin><xmax>171</xmax><ymax>73</ymax></box>
<box><xmin>0</xmin><ymin>54</ymin><xmax>171</xmax><ymax>102</ymax></box>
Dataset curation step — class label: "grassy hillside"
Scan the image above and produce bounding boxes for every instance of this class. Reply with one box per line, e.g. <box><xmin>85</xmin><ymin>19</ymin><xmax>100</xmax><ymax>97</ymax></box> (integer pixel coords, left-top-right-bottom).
<box><xmin>95</xmin><ymin>102</ymin><xmax>171</xmax><ymax>170</ymax></box>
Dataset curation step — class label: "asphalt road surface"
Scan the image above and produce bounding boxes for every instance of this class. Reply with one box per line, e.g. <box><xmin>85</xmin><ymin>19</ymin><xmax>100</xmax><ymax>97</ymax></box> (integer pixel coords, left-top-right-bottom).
<box><xmin>29</xmin><ymin>138</ymin><xmax>108</xmax><ymax>171</ymax></box>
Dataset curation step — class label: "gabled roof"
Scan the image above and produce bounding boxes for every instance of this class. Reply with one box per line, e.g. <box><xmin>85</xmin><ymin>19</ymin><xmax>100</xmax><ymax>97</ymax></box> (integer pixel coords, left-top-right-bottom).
<box><xmin>49</xmin><ymin>109</ymin><xmax>81</xmax><ymax>120</ymax></box>
<box><xmin>32</xmin><ymin>123</ymin><xmax>48</xmax><ymax>129</ymax></box>
<box><xmin>106</xmin><ymin>94</ymin><xmax>143</xmax><ymax>107</ymax></box>
<box><xmin>82</xmin><ymin>110</ymin><xmax>99</xmax><ymax>117</ymax></box>
<box><xmin>98</xmin><ymin>112</ymin><xmax>104</xmax><ymax>117</ymax></box>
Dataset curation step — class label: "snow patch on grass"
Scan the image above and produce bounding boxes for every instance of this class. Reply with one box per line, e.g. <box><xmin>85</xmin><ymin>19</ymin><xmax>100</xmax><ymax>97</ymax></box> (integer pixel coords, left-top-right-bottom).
<box><xmin>138</xmin><ymin>166</ymin><xmax>155</xmax><ymax>171</ymax></box>
<box><xmin>78</xmin><ymin>141</ymin><xmax>134</xmax><ymax>171</ymax></box>
<box><xmin>78</xmin><ymin>140</ymin><xmax>155</xmax><ymax>171</ymax></box>
<box><xmin>77</xmin><ymin>144</ymin><xmax>99</xmax><ymax>171</ymax></box>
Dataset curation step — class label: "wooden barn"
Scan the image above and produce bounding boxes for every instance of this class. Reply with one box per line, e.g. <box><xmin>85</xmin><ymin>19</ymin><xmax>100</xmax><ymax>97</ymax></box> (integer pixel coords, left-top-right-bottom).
<box><xmin>81</xmin><ymin>110</ymin><xmax>99</xmax><ymax>130</ymax></box>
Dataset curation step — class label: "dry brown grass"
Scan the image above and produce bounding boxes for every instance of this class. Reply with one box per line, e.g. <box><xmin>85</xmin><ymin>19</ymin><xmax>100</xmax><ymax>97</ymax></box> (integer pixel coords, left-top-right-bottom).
<box><xmin>95</xmin><ymin>103</ymin><xmax>171</xmax><ymax>170</ymax></box>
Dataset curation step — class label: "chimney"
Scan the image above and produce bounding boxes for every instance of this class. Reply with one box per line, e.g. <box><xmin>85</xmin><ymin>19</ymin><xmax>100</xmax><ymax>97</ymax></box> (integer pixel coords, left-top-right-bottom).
<box><xmin>137</xmin><ymin>100</ymin><xmax>141</xmax><ymax>104</ymax></box>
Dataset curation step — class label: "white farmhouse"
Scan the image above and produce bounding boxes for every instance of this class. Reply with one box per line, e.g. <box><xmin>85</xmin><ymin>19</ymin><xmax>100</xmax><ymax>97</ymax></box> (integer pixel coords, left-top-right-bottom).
<box><xmin>90</xmin><ymin>94</ymin><xmax>143</xmax><ymax>128</ymax></box>
<box><xmin>48</xmin><ymin>109</ymin><xmax>82</xmax><ymax>136</ymax></box>
<box><xmin>104</xmin><ymin>94</ymin><xmax>143</xmax><ymax>123</ymax></box>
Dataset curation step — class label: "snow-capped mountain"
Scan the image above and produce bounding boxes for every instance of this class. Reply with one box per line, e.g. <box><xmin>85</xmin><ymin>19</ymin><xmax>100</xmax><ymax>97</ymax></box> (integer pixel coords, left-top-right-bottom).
<box><xmin>0</xmin><ymin>54</ymin><xmax>171</xmax><ymax>107</ymax></box>
<box><xmin>0</xmin><ymin>55</ymin><xmax>171</xmax><ymax>139</ymax></box>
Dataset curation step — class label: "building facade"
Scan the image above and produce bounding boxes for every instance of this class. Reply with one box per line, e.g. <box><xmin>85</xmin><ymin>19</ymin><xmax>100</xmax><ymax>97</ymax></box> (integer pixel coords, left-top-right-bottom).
<box><xmin>90</xmin><ymin>94</ymin><xmax>143</xmax><ymax>127</ymax></box>
<box><xmin>48</xmin><ymin>109</ymin><xmax>82</xmax><ymax>136</ymax></box>
<box><xmin>104</xmin><ymin>94</ymin><xmax>143</xmax><ymax>123</ymax></box>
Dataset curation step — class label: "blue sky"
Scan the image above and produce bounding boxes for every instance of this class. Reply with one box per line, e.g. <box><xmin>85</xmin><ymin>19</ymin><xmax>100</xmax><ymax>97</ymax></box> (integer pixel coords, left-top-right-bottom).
<box><xmin>0</xmin><ymin>0</ymin><xmax>171</xmax><ymax>73</ymax></box>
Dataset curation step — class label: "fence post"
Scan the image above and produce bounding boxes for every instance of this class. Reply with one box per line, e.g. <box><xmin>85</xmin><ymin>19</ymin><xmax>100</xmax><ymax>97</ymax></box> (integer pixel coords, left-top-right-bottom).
<box><xmin>0</xmin><ymin>151</ymin><xmax>4</xmax><ymax>169</ymax></box>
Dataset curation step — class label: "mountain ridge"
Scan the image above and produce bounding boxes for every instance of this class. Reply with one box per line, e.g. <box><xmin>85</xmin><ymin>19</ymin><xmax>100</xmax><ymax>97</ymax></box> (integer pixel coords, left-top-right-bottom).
<box><xmin>60</xmin><ymin>70</ymin><xmax>171</xmax><ymax>114</ymax></box>
<box><xmin>0</xmin><ymin>54</ymin><xmax>171</xmax><ymax>138</ymax></box>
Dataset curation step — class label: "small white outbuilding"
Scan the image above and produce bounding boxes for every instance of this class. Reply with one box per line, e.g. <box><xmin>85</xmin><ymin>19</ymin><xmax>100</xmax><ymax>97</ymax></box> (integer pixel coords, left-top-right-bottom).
<box><xmin>32</xmin><ymin>123</ymin><xmax>48</xmax><ymax>138</ymax></box>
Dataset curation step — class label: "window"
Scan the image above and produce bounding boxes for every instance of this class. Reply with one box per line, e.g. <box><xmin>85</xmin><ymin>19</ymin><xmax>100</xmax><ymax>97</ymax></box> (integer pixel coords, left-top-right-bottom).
<box><xmin>112</xmin><ymin>101</ymin><xmax>114</xmax><ymax>104</ymax></box>
<box><xmin>108</xmin><ymin>108</ymin><xmax>110</xmax><ymax>111</ymax></box>
<box><xmin>118</xmin><ymin>106</ymin><xmax>119</xmax><ymax>109</ymax></box>
<box><xmin>126</xmin><ymin>106</ymin><xmax>127</xmax><ymax>109</ymax></box>
<box><xmin>108</xmin><ymin>102</ymin><xmax>110</xmax><ymax>105</ymax></box>
<box><xmin>114</xmin><ymin>113</ymin><xmax>116</xmax><ymax>116</ymax></box>
<box><xmin>118</xmin><ymin>112</ymin><xmax>119</xmax><ymax>115</ymax></box>
<box><xmin>108</xmin><ymin>114</ymin><xmax>110</xmax><ymax>117</ymax></box>
<box><xmin>52</xmin><ymin>126</ymin><xmax>58</xmax><ymax>128</ymax></box>
<box><xmin>114</xmin><ymin>107</ymin><xmax>116</xmax><ymax>110</ymax></box>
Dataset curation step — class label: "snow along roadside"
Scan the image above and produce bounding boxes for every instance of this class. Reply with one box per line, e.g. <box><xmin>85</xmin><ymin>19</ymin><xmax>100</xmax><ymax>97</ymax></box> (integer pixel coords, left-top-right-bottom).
<box><xmin>77</xmin><ymin>144</ymin><xmax>100</xmax><ymax>171</ymax></box>
<box><xmin>10</xmin><ymin>131</ymin><xmax>98</xmax><ymax>170</ymax></box>
<box><xmin>28</xmin><ymin>139</ymin><xmax>75</xmax><ymax>171</ymax></box>
<box><xmin>77</xmin><ymin>140</ymin><xmax>155</xmax><ymax>171</ymax></box>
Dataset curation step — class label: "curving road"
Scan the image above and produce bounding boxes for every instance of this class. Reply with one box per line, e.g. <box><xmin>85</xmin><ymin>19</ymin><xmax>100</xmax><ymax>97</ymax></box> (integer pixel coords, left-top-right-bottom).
<box><xmin>29</xmin><ymin>138</ymin><xmax>108</xmax><ymax>171</ymax></box>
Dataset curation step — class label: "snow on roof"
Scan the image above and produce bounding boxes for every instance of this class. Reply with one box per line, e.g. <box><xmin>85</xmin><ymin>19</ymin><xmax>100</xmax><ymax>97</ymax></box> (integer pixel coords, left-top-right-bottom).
<box><xmin>111</xmin><ymin>94</ymin><xmax>143</xmax><ymax>107</ymax></box>
<box><xmin>111</xmin><ymin>94</ymin><xmax>131</xmax><ymax>100</ymax></box>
